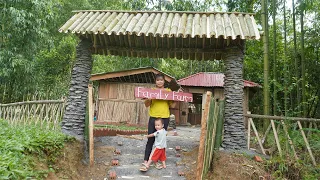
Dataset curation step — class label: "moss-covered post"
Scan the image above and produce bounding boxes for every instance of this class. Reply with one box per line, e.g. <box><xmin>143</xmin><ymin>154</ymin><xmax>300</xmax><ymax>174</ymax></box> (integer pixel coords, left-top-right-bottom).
<box><xmin>222</xmin><ymin>47</ymin><xmax>247</xmax><ymax>150</ymax></box>
<box><xmin>61</xmin><ymin>38</ymin><xmax>93</xmax><ymax>141</ymax></box>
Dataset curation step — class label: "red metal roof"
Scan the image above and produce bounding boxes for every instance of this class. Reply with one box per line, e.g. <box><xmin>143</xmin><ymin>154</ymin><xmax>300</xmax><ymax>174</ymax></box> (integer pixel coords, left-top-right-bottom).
<box><xmin>178</xmin><ymin>72</ymin><xmax>261</xmax><ymax>88</ymax></box>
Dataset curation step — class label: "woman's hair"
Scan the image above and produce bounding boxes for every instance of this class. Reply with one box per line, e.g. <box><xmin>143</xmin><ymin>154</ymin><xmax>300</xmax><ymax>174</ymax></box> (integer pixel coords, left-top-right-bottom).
<box><xmin>155</xmin><ymin>73</ymin><xmax>165</xmax><ymax>80</ymax></box>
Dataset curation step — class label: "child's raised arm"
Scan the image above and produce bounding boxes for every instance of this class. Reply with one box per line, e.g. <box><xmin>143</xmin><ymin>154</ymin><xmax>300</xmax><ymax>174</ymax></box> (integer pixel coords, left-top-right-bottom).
<box><xmin>145</xmin><ymin>133</ymin><xmax>155</xmax><ymax>138</ymax></box>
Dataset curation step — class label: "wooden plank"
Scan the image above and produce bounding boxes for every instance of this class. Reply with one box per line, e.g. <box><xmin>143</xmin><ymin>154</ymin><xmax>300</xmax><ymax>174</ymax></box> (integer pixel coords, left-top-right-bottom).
<box><xmin>297</xmin><ymin>121</ymin><xmax>316</xmax><ymax>166</ymax></box>
<box><xmin>88</xmin><ymin>84</ymin><xmax>94</xmax><ymax>167</ymax></box>
<box><xmin>135</xmin><ymin>87</ymin><xmax>193</xmax><ymax>102</ymax></box>
<box><xmin>196</xmin><ymin>91</ymin><xmax>212</xmax><ymax>180</ymax></box>
<box><xmin>249</xmin><ymin>118</ymin><xmax>266</xmax><ymax>155</ymax></box>
<box><xmin>90</xmin><ymin>67</ymin><xmax>174</xmax><ymax>82</ymax></box>
<box><xmin>247</xmin><ymin>111</ymin><xmax>251</xmax><ymax>150</ymax></box>
<box><xmin>270</xmin><ymin>120</ymin><xmax>282</xmax><ymax>157</ymax></box>
<box><xmin>203</xmin><ymin>99</ymin><xmax>215</xmax><ymax>176</ymax></box>
<box><xmin>108</xmin><ymin>83</ymin><xmax>118</xmax><ymax>99</ymax></box>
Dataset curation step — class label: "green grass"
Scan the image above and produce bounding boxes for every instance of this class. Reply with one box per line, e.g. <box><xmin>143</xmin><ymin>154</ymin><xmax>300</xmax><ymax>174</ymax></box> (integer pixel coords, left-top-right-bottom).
<box><xmin>94</xmin><ymin>124</ymin><xmax>147</xmax><ymax>131</ymax></box>
<box><xmin>0</xmin><ymin>119</ymin><xmax>73</xmax><ymax>179</ymax></box>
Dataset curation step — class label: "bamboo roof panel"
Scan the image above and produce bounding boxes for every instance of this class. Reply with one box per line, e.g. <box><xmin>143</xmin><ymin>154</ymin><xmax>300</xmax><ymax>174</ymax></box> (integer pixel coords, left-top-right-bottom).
<box><xmin>59</xmin><ymin>10</ymin><xmax>260</xmax><ymax>40</ymax></box>
<box><xmin>59</xmin><ymin>10</ymin><xmax>261</xmax><ymax>60</ymax></box>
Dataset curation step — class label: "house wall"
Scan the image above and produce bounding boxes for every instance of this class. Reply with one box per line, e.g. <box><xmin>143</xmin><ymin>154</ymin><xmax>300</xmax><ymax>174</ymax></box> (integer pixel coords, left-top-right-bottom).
<box><xmin>97</xmin><ymin>82</ymin><xmax>153</xmax><ymax>126</ymax></box>
<box><xmin>97</xmin><ymin>82</ymin><xmax>185</xmax><ymax>126</ymax></box>
<box><xmin>182</xmin><ymin>86</ymin><xmax>250</xmax><ymax>125</ymax></box>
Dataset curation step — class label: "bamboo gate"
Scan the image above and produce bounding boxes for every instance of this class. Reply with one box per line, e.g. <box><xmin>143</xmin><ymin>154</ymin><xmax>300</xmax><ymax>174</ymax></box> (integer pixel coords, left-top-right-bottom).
<box><xmin>196</xmin><ymin>92</ymin><xmax>225</xmax><ymax>180</ymax></box>
<box><xmin>196</xmin><ymin>91</ymin><xmax>319</xmax><ymax>180</ymax></box>
<box><xmin>0</xmin><ymin>100</ymin><xmax>66</xmax><ymax>130</ymax></box>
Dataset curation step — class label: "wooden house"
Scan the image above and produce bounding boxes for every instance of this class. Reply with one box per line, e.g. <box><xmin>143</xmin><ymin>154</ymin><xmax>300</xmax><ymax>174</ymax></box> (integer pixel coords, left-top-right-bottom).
<box><xmin>177</xmin><ymin>72</ymin><xmax>261</xmax><ymax>125</ymax></box>
<box><xmin>90</xmin><ymin>67</ymin><xmax>178</xmax><ymax>126</ymax></box>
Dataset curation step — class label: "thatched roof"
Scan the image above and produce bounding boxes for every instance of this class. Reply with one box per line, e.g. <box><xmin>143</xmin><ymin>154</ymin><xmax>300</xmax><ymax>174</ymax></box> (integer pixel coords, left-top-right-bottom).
<box><xmin>59</xmin><ymin>10</ymin><xmax>261</xmax><ymax>60</ymax></box>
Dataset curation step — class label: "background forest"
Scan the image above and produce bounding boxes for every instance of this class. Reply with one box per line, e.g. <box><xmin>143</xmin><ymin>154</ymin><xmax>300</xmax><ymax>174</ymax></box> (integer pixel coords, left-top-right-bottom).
<box><xmin>1</xmin><ymin>0</ymin><xmax>320</xmax><ymax>119</ymax></box>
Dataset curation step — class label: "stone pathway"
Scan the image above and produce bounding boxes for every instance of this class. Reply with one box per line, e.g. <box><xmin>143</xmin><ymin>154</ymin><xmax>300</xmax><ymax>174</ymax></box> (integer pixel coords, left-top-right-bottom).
<box><xmin>95</xmin><ymin>126</ymin><xmax>200</xmax><ymax>180</ymax></box>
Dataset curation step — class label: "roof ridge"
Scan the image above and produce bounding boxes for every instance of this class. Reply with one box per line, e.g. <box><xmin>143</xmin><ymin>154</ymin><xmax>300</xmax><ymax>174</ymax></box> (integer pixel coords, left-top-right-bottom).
<box><xmin>71</xmin><ymin>10</ymin><xmax>256</xmax><ymax>16</ymax></box>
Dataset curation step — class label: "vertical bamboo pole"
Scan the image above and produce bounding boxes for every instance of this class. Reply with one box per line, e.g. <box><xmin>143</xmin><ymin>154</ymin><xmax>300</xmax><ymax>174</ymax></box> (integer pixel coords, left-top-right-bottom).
<box><xmin>271</xmin><ymin>120</ymin><xmax>282</xmax><ymax>157</ymax></box>
<box><xmin>88</xmin><ymin>84</ymin><xmax>94</xmax><ymax>167</ymax></box>
<box><xmin>250</xmin><ymin>118</ymin><xmax>266</xmax><ymax>155</ymax></box>
<box><xmin>214</xmin><ymin>100</ymin><xmax>224</xmax><ymax>150</ymax></box>
<box><xmin>297</xmin><ymin>121</ymin><xmax>316</xmax><ymax>166</ymax></box>
<box><xmin>247</xmin><ymin>111</ymin><xmax>251</xmax><ymax>150</ymax></box>
<box><xmin>208</xmin><ymin>101</ymin><xmax>219</xmax><ymax>168</ymax></box>
<box><xmin>196</xmin><ymin>91</ymin><xmax>212</xmax><ymax>180</ymax></box>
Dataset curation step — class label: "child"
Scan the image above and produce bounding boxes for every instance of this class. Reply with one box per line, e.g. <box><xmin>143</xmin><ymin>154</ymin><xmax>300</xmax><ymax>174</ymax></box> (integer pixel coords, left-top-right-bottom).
<box><xmin>142</xmin><ymin>73</ymin><xmax>175</xmax><ymax>165</ymax></box>
<box><xmin>140</xmin><ymin>118</ymin><xmax>167</xmax><ymax>171</ymax></box>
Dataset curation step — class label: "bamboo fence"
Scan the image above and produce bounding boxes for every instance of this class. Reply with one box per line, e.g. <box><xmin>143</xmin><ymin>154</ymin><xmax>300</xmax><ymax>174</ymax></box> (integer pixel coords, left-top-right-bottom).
<box><xmin>0</xmin><ymin>99</ymin><xmax>66</xmax><ymax>130</ymax></box>
<box><xmin>245</xmin><ymin>112</ymin><xmax>318</xmax><ymax>166</ymax></box>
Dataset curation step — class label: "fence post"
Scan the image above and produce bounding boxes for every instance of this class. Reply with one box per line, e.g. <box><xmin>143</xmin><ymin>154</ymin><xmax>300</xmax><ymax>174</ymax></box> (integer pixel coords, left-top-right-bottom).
<box><xmin>196</xmin><ymin>91</ymin><xmax>212</xmax><ymax>180</ymax></box>
<box><xmin>214</xmin><ymin>100</ymin><xmax>224</xmax><ymax>150</ymax></box>
<box><xmin>88</xmin><ymin>84</ymin><xmax>94</xmax><ymax>167</ymax></box>
<box><xmin>247</xmin><ymin>111</ymin><xmax>251</xmax><ymax>150</ymax></box>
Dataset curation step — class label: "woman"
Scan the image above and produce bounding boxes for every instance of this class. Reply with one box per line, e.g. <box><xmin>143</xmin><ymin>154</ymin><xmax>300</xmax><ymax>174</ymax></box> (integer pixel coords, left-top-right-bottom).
<box><xmin>142</xmin><ymin>73</ymin><xmax>176</xmax><ymax>166</ymax></box>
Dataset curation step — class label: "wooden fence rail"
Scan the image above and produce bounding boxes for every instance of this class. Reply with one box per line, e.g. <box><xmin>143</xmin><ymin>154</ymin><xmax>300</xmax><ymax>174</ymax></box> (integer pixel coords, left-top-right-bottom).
<box><xmin>196</xmin><ymin>103</ymin><xmax>319</xmax><ymax>180</ymax></box>
<box><xmin>0</xmin><ymin>99</ymin><xmax>66</xmax><ymax>130</ymax></box>
<box><xmin>246</xmin><ymin>111</ymin><xmax>317</xmax><ymax>166</ymax></box>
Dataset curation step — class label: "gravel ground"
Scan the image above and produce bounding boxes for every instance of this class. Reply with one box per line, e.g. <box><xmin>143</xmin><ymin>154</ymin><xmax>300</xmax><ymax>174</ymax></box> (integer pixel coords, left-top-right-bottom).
<box><xmin>95</xmin><ymin>126</ymin><xmax>201</xmax><ymax>180</ymax></box>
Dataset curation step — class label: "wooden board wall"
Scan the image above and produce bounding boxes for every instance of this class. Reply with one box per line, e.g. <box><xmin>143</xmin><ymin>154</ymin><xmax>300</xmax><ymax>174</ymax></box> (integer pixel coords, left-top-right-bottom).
<box><xmin>97</xmin><ymin>82</ymin><xmax>154</xmax><ymax>125</ymax></box>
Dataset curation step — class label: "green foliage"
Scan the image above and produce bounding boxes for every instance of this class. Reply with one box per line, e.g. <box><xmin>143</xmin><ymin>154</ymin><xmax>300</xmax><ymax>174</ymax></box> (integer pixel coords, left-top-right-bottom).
<box><xmin>0</xmin><ymin>119</ymin><xmax>73</xmax><ymax>179</ymax></box>
<box><xmin>263</xmin><ymin>122</ymin><xmax>320</xmax><ymax>179</ymax></box>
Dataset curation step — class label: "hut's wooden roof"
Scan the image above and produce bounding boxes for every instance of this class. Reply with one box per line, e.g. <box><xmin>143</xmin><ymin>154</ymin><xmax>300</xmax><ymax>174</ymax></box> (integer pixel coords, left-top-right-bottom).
<box><xmin>59</xmin><ymin>10</ymin><xmax>261</xmax><ymax>60</ymax></box>
<box><xmin>90</xmin><ymin>67</ymin><xmax>180</xmax><ymax>90</ymax></box>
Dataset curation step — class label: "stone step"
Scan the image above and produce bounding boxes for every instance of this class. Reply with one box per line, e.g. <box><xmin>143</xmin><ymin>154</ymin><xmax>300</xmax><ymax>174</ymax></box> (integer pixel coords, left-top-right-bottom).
<box><xmin>96</xmin><ymin>136</ymin><xmax>199</xmax><ymax>150</ymax></box>
<box><xmin>108</xmin><ymin>164</ymin><xmax>186</xmax><ymax>180</ymax></box>
<box><xmin>111</xmin><ymin>154</ymin><xmax>182</xmax><ymax>165</ymax></box>
<box><xmin>111</xmin><ymin>147</ymin><xmax>181</xmax><ymax>156</ymax></box>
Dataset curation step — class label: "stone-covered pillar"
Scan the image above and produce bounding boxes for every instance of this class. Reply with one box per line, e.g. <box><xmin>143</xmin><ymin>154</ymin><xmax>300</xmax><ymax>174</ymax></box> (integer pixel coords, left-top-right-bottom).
<box><xmin>222</xmin><ymin>47</ymin><xmax>247</xmax><ymax>150</ymax></box>
<box><xmin>61</xmin><ymin>38</ymin><xmax>93</xmax><ymax>141</ymax></box>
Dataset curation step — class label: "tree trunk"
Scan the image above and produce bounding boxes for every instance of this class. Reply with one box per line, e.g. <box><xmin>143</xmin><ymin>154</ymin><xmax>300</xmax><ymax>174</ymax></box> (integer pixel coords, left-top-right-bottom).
<box><xmin>284</xmin><ymin>0</ymin><xmax>288</xmax><ymax>117</ymax></box>
<box><xmin>61</xmin><ymin>38</ymin><xmax>93</xmax><ymax>141</ymax></box>
<box><xmin>262</xmin><ymin>0</ymin><xmax>270</xmax><ymax>130</ymax></box>
<box><xmin>222</xmin><ymin>47</ymin><xmax>246</xmax><ymax>150</ymax></box>
<box><xmin>300</xmin><ymin>0</ymin><xmax>306</xmax><ymax>117</ymax></box>
<box><xmin>272</xmin><ymin>0</ymin><xmax>277</xmax><ymax>115</ymax></box>
<box><xmin>292</xmin><ymin>0</ymin><xmax>301</xmax><ymax>116</ymax></box>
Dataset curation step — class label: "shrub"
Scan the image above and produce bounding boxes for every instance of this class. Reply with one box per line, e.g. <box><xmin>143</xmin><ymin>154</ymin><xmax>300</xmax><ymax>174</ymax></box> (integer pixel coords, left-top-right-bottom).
<box><xmin>0</xmin><ymin>119</ymin><xmax>73</xmax><ymax>179</ymax></box>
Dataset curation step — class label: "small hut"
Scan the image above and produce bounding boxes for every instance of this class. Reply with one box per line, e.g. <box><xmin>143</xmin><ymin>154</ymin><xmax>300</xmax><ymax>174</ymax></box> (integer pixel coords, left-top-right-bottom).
<box><xmin>90</xmin><ymin>67</ymin><xmax>177</xmax><ymax>126</ymax></box>
<box><xmin>177</xmin><ymin>72</ymin><xmax>261</xmax><ymax>125</ymax></box>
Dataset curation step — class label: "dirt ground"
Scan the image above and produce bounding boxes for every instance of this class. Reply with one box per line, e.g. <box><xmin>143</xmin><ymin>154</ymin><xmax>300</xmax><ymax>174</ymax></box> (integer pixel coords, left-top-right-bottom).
<box><xmin>43</xmin><ymin>127</ymin><xmax>268</xmax><ymax>180</ymax></box>
<box><xmin>46</xmin><ymin>141</ymin><xmax>113</xmax><ymax>180</ymax></box>
<box><xmin>182</xmin><ymin>147</ymin><xmax>268</xmax><ymax>180</ymax></box>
